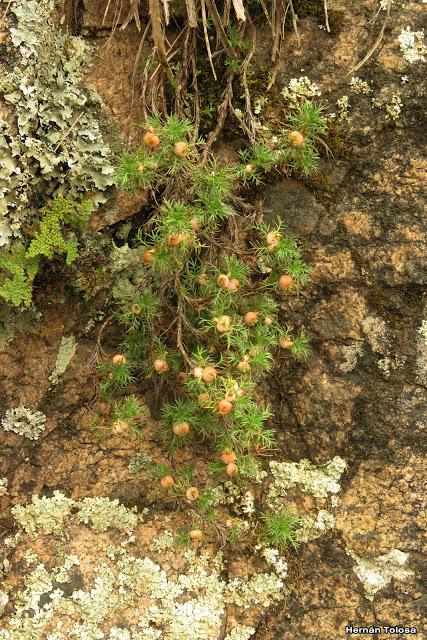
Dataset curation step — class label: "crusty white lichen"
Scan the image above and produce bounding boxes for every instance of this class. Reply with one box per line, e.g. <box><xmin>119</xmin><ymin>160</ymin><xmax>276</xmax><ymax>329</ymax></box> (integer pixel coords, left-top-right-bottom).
<box><xmin>349</xmin><ymin>549</ymin><xmax>413</xmax><ymax>600</ymax></box>
<box><xmin>361</xmin><ymin>314</ymin><xmax>390</xmax><ymax>354</ymax></box>
<box><xmin>281</xmin><ymin>76</ymin><xmax>321</xmax><ymax>104</ymax></box>
<box><xmin>398</xmin><ymin>27</ymin><xmax>426</xmax><ymax>64</ymax></box>
<box><xmin>0</xmin><ymin>493</ymin><xmax>299</xmax><ymax>640</ymax></box>
<box><xmin>0</xmin><ymin>0</ymin><xmax>114</xmax><ymax>247</ymax></box>
<box><xmin>76</xmin><ymin>496</ymin><xmax>140</xmax><ymax>533</ymax></box>
<box><xmin>1</xmin><ymin>406</ymin><xmax>47</xmax><ymax>440</ymax></box>
<box><xmin>49</xmin><ymin>334</ymin><xmax>77</xmax><ymax>385</ymax></box>
<box><xmin>268</xmin><ymin>456</ymin><xmax>347</xmax><ymax>504</ymax></box>
<box><xmin>339</xmin><ymin>343</ymin><xmax>364</xmax><ymax>373</ymax></box>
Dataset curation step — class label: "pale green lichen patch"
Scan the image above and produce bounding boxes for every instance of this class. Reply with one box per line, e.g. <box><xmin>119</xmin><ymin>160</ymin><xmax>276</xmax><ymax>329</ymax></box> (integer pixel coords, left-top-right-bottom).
<box><xmin>0</xmin><ymin>0</ymin><xmax>115</xmax><ymax>247</ymax></box>
<box><xmin>1</xmin><ymin>493</ymin><xmax>294</xmax><ymax>640</ymax></box>
<box><xmin>265</xmin><ymin>457</ymin><xmax>346</xmax><ymax>544</ymax></box>
<box><xmin>12</xmin><ymin>492</ymin><xmax>142</xmax><ymax>537</ymax></box>
<box><xmin>225</xmin><ymin>626</ymin><xmax>256</xmax><ymax>640</ymax></box>
<box><xmin>76</xmin><ymin>497</ymin><xmax>140</xmax><ymax>533</ymax></box>
<box><xmin>268</xmin><ymin>456</ymin><xmax>347</xmax><ymax>502</ymax></box>
<box><xmin>1</xmin><ymin>406</ymin><xmax>47</xmax><ymax>440</ymax></box>
<box><xmin>12</xmin><ymin>492</ymin><xmax>74</xmax><ymax>535</ymax></box>
<box><xmin>49</xmin><ymin>334</ymin><xmax>77</xmax><ymax>384</ymax></box>
<box><xmin>349</xmin><ymin>549</ymin><xmax>414</xmax><ymax>601</ymax></box>
<box><xmin>295</xmin><ymin>510</ymin><xmax>336</xmax><ymax>544</ymax></box>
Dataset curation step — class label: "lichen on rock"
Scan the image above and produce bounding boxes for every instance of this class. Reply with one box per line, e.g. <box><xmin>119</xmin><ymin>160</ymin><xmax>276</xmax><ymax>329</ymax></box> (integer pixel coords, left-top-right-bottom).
<box><xmin>0</xmin><ymin>0</ymin><xmax>115</xmax><ymax>248</ymax></box>
<box><xmin>349</xmin><ymin>548</ymin><xmax>414</xmax><ymax>601</ymax></box>
<box><xmin>49</xmin><ymin>334</ymin><xmax>77</xmax><ymax>385</ymax></box>
<box><xmin>268</xmin><ymin>456</ymin><xmax>347</xmax><ymax>503</ymax></box>
<box><xmin>0</xmin><ymin>493</ymin><xmax>296</xmax><ymax>640</ymax></box>
<box><xmin>1</xmin><ymin>406</ymin><xmax>47</xmax><ymax>440</ymax></box>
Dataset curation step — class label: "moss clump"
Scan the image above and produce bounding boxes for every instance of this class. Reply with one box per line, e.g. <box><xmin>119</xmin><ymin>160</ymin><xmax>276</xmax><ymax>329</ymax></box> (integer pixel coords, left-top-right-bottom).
<box><xmin>0</xmin><ymin>196</ymin><xmax>94</xmax><ymax>306</ymax></box>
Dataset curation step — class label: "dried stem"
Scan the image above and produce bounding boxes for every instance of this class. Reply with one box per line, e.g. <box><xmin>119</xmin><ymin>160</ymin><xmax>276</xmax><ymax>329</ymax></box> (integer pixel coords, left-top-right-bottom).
<box><xmin>148</xmin><ymin>0</ymin><xmax>174</xmax><ymax>81</ymax></box>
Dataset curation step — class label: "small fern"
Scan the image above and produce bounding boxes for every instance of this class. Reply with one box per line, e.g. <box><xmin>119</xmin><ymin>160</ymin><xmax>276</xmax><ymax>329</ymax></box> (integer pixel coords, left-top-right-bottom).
<box><xmin>0</xmin><ymin>196</ymin><xmax>93</xmax><ymax>307</ymax></box>
<box><xmin>0</xmin><ymin>246</ymin><xmax>39</xmax><ymax>307</ymax></box>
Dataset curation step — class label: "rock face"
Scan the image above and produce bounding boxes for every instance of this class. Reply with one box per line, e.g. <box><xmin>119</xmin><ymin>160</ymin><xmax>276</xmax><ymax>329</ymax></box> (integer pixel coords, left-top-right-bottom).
<box><xmin>0</xmin><ymin>0</ymin><xmax>426</xmax><ymax>638</ymax></box>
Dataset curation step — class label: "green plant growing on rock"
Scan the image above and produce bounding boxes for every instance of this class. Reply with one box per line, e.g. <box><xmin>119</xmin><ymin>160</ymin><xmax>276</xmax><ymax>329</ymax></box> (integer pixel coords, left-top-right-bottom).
<box><xmin>100</xmin><ymin>114</ymin><xmax>318</xmax><ymax>547</ymax></box>
<box><xmin>238</xmin><ymin>100</ymin><xmax>328</xmax><ymax>183</ymax></box>
<box><xmin>260</xmin><ymin>509</ymin><xmax>302</xmax><ymax>551</ymax></box>
<box><xmin>0</xmin><ymin>196</ymin><xmax>93</xmax><ymax>306</ymax></box>
<box><xmin>111</xmin><ymin>394</ymin><xmax>145</xmax><ymax>436</ymax></box>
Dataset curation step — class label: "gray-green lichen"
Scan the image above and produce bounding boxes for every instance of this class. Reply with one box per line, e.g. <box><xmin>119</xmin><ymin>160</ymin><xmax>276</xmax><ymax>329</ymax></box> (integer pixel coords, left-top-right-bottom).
<box><xmin>49</xmin><ymin>334</ymin><xmax>77</xmax><ymax>384</ymax></box>
<box><xmin>12</xmin><ymin>492</ymin><xmax>142</xmax><ymax>537</ymax></box>
<box><xmin>76</xmin><ymin>496</ymin><xmax>140</xmax><ymax>533</ymax></box>
<box><xmin>0</xmin><ymin>0</ymin><xmax>115</xmax><ymax>247</ymax></box>
<box><xmin>268</xmin><ymin>456</ymin><xmax>347</xmax><ymax>503</ymax></box>
<box><xmin>1</xmin><ymin>493</ymin><xmax>291</xmax><ymax>640</ymax></box>
<box><xmin>1</xmin><ymin>406</ymin><xmax>47</xmax><ymax>440</ymax></box>
<box><xmin>295</xmin><ymin>510</ymin><xmax>336</xmax><ymax>544</ymax></box>
<box><xmin>349</xmin><ymin>549</ymin><xmax>414</xmax><ymax>600</ymax></box>
<box><xmin>12</xmin><ymin>492</ymin><xmax>74</xmax><ymax>535</ymax></box>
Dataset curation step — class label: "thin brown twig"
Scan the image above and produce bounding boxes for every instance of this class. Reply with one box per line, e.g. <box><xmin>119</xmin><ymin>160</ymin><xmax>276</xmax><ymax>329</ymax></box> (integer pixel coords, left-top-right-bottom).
<box><xmin>185</xmin><ymin>0</ymin><xmax>198</xmax><ymax>28</ymax></box>
<box><xmin>289</xmin><ymin>0</ymin><xmax>300</xmax><ymax>47</ymax></box>
<box><xmin>323</xmin><ymin>0</ymin><xmax>330</xmax><ymax>33</ymax></box>
<box><xmin>201</xmin><ymin>0</ymin><xmax>218</xmax><ymax>81</ymax></box>
<box><xmin>205</xmin><ymin>0</ymin><xmax>238</xmax><ymax>60</ymax></box>
<box><xmin>148</xmin><ymin>0</ymin><xmax>174</xmax><ymax>81</ymax></box>
<box><xmin>346</xmin><ymin>0</ymin><xmax>391</xmax><ymax>75</ymax></box>
<box><xmin>175</xmin><ymin>275</ymin><xmax>196</xmax><ymax>369</ymax></box>
<box><xmin>89</xmin><ymin>315</ymin><xmax>113</xmax><ymax>366</ymax></box>
<box><xmin>1</xmin><ymin>0</ymin><xmax>12</xmax><ymax>22</ymax></box>
<box><xmin>240</xmin><ymin>19</ymin><xmax>257</xmax><ymax>143</ymax></box>
<box><xmin>53</xmin><ymin>112</ymin><xmax>83</xmax><ymax>152</ymax></box>
<box><xmin>202</xmin><ymin>72</ymin><xmax>235</xmax><ymax>164</ymax></box>
<box><xmin>190</xmin><ymin>33</ymin><xmax>201</xmax><ymax>140</ymax></box>
<box><xmin>130</xmin><ymin>21</ymin><xmax>150</xmax><ymax>129</ymax></box>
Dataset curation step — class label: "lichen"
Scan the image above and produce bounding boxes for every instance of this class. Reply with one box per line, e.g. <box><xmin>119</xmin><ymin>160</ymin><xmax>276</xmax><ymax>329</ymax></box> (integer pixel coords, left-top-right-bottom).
<box><xmin>349</xmin><ymin>76</ymin><xmax>372</xmax><ymax>95</ymax></box>
<box><xmin>281</xmin><ymin>76</ymin><xmax>322</xmax><ymax>105</ymax></box>
<box><xmin>398</xmin><ymin>27</ymin><xmax>426</xmax><ymax>64</ymax></box>
<box><xmin>0</xmin><ymin>0</ymin><xmax>115</xmax><ymax>248</ymax></box>
<box><xmin>76</xmin><ymin>497</ymin><xmax>140</xmax><ymax>533</ymax></box>
<box><xmin>0</xmin><ymin>477</ymin><xmax>8</xmax><ymax>496</ymax></box>
<box><xmin>1</xmin><ymin>406</ymin><xmax>47</xmax><ymax>440</ymax></box>
<box><xmin>349</xmin><ymin>549</ymin><xmax>413</xmax><ymax>600</ymax></box>
<box><xmin>2</xmin><ymin>493</ymin><xmax>294</xmax><ymax>639</ymax></box>
<box><xmin>225</xmin><ymin>626</ymin><xmax>256</xmax><ymax>640</ymax></box>
<box><xmin>339</xmin><ymin>343</ymin><xmax>364</xmax><ymax>372</ymax></box>
<box><xmin>295</xmin><ymin>510</ymin><xmax>336</xmax><ymax>543</ymax></box>
<box><xmin>415</xmin><ymin>310</ymin><xmax>427</xmax><ymax>385</ymax></box>
<box><xmin>49</xmin><ymin>334</ymin><xmax>77</xmax><ymax>384</ymax></box>
<box><xmin>12</xmin><ymin>492</ymin><xmax>74</xmax><ymax>536</ymax></box>
<box><xmin>268</xmin><ymin>456</ymin><xmax>347</xmax><ymax>504</ymax></box>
